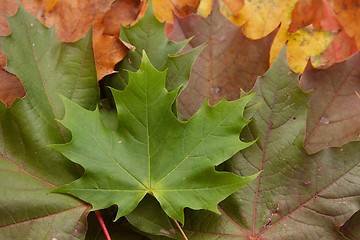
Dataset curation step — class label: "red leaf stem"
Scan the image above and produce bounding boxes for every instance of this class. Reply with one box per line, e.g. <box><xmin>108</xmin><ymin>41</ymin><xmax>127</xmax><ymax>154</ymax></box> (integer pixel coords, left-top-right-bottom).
<box><xmin>95</xmin><ymin>210</ymin><xmax>111</xmax><ymax>240</ymax></box>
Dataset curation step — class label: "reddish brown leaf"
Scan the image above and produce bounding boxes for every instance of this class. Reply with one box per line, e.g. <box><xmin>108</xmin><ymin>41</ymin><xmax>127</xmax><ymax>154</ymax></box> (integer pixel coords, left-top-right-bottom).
<box><xmin>0</xmin><ymin>0</ymin><xmax>25</xmax><ymax>107</ymax></box>
<box><xmin>172</xmin><ymin>0</ymin><xmax>200</xmax><ymax>18</ymax></box>
<box><xmin>103</xmin><ymin>0</ymin><xmax>142</xmax><ymax>36</ymax></box>
<box><xmin>300</xmin><ymin>52</ymin><xmax>360</xmax><ymax>154</ymax></box>
<box><xmin>0</xmin><ymin>51</ymin><xmax>25</xmax><ymax>107</ymax></box>
<box><xmin>321</xmin><ymin>0</ymin><xmax>342</xmax><ymax>31</ymax></box>
<box><xmin>0</xmin><ymin>0</ymin><xmax>17</xmax><ymax>35</ymax></box>
<box><xmin>168</xmin><ymin>0</ymin><xmax>278</xmax><ymax>119</ymax></box>
<box><xmin>288</xmin><ymin>0</ymin><xmax>324</xmax><ymax>33</ymax></box>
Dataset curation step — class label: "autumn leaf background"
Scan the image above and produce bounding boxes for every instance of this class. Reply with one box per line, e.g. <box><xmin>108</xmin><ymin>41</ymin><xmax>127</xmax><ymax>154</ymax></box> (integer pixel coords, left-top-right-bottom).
<box><xmin>0</xmin><ymin>0</ymin><xmax>359</xmax><ymax>239</ymax></box>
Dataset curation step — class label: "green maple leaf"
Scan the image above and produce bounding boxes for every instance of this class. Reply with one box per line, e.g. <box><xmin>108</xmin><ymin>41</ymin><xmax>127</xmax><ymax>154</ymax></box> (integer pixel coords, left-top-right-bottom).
<box><xmin>51</xmin><ymin>53</ymin><xmax>259</xmax><ymax>224</ymax></box>
<box><xmin>107</xmin><ymin>0</ymin><xmax>205</xmax><ymax>92</ymax></box>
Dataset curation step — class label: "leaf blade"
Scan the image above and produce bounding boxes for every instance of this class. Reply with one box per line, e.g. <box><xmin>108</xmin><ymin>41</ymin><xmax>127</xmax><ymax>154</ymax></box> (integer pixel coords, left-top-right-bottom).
<box><xmin>301</xmin><ymin>52</ymin><xmax>360</xmax><ymax>154</ymax></box>
<box><xmin>124</xmin><ymin>46</ymin><xmax>360</xmax><ymax>239</ymax></box>
<box><xmin>106</xmin><ymin>0</ymin><xmax>203</xmax><ymax>94</ymax></box>
<box><xmin>0</xmin><ymin>4</ymin><xmax>99</xmax><ymax>239</ymax></box>
<box><xmin>53</xmin><ymin>52</ymin><xmax>258</xmax><ymax>224</ymax></box>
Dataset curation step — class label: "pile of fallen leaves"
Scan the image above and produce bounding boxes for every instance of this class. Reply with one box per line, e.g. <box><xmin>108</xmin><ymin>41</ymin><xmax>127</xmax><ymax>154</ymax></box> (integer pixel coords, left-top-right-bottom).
<box><xmin>1</xmin><ymin>0</ymin><xmax>360</xmax><ymax>106</ymax></box>
<box><xmin>0</xmin><ymin>0</ymin><xmax>359</xmax><ymax>239</ymax></box>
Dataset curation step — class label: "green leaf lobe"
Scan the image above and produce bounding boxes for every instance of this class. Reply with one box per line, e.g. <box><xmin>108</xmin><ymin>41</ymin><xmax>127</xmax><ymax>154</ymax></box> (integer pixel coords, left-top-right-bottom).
<box><xmin>52</xmin><ymin>53</ymin><xmax>258</xmax><ymax>224</ymax></box>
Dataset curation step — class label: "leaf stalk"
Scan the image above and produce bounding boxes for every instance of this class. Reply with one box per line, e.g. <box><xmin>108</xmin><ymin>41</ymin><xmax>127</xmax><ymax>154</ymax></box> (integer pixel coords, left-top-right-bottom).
<box><xmin>173</xmin><ymin>219</ymin><xmax>189</xmax><ymax>240</ymax></box>
<box><xmin>95</xmin><ymin>210</ymin><xmax>112</xmax><ymax>240</ymax></box>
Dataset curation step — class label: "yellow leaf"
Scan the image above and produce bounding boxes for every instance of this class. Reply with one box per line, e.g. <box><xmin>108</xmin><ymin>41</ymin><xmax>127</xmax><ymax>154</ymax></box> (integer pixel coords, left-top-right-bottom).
<box><xmin>153</xmin><ymin>0</ymin><xmax>174</xmax><ymax>22</ymax></box>
<box><xmin>43</xmin><ymin>0</ymin><xmax>59</xmax><ymax>12</ymax></box>
<box><xmin>221</xmin><ymin>0</ymin><xmax>334</xmax><ymax>73</ymax></box>
<box><xmin>219</xmin><ymin>0</ymin><xmax>298</xmax><ymax>71</ymax></box>
<box><xmin>287</xmin><ymin>28</ymin><xmax>335</xmax><ymax>72</ymax></box>
<box><xmin>197</xmin><ymin>0</ymin><xmax>212</xmax><ymax>17</ymax></box>
<box><xmin>229</xmin><ymin>0</ymin><xmax>297</xmax><ymax>38</ymax></box>
<box><xmin>164</xmin><ymin>0</ymin><xmax>335</xmax><ymax>73</ymax></box>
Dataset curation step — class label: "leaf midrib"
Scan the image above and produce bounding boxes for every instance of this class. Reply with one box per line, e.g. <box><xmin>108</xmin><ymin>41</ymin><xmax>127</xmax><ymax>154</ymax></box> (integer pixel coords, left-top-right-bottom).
<box><xmin>257</xmin><ymin>153</ymin><xmax>360</xmax><ymax>237</ymax></box>
<box><xmin>21</xmin><ymin>14</ymin><xmax>66</xmax><ymax>141</ymax></box>
<box><xmin>153</xmin><ymin>105</ymin><xmax>242</xmax><ymax>189</ymax></box>
<box><xmin>87</xmin><ymin>130</ymin><xmax>147</xmax><ymax>190</ymax></box>
<box><xmin>304</xmin><ymin>70</ymin><xmax>352</xmax><ymax>148</ymax></box>
<box><xmin>251</xmin><ymin>68</ymin><xmax>281</xmax><ymax>235</ymax></box>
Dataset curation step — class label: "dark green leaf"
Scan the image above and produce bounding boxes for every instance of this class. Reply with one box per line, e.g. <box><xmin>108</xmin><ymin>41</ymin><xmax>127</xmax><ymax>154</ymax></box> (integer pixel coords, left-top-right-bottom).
<box><xmin>0</xmin><ymin>4</ymin><xmax>99</xmax><ymax>239</ymax></box>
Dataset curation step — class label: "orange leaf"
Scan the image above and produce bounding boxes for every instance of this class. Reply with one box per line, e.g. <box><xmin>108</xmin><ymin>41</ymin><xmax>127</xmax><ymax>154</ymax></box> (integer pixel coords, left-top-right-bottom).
<box><xmin>320</xmin><ymin>0</ymin><xmax>358</xmax><ymax>64</ymax></box>
<box><xmin>19</xmin><ymin>0</ymin><xmax>115</xmax><ymax>42</ymax></box>
<box><xmin>331</xmin><ymin>0</ymin><xmax>360</xmax><ymax>48</ymax></box>
<box><xmin>43</xmin><ymin>0</ymin><xmax>59</xmax><ymax>12</ymax></box>
<box><xmin>92</xmin><ymin>0</ymin><xmax>142</xmax><ymax>80</ymax></box>
<box><xmin>154</xmin><ymin>0</ymin><xmax>200</xmax><ymax>23</ymax></box>
<box><xmin>222</xmin><ymin>0</ymin><xmax>244</xmax><ymax>15</ymax></box>
<box><xmin>93</xmin><ymin>35</ymin><xmax>128</xmax><ymax>80</ymax></box>
<box><xmin>18</xmin><ymin>0</ymin><xmax>144</xmax><ymax>80</ymax></box>
<box><xmin>288</xmin><ymin>0</ymin><xmax>324</xmax><ymax>32</ymax></box>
